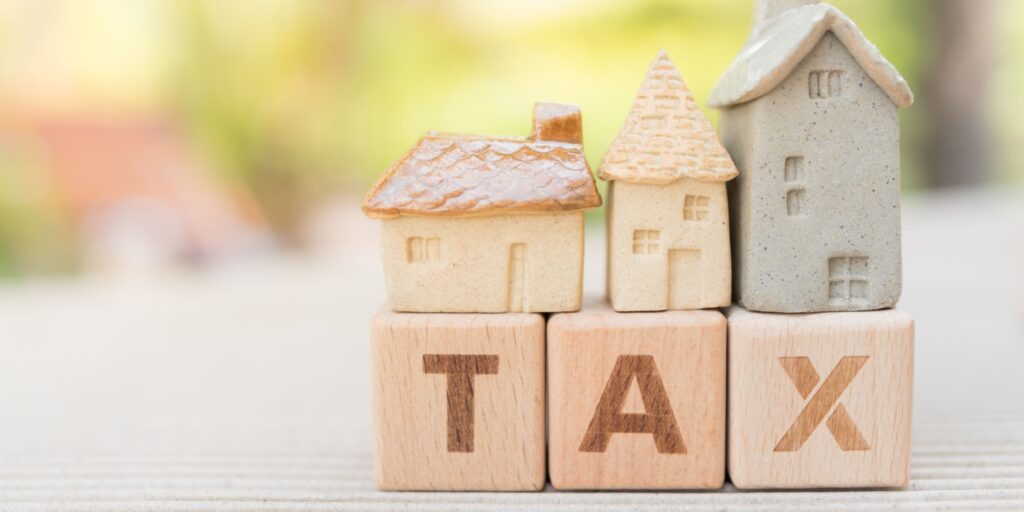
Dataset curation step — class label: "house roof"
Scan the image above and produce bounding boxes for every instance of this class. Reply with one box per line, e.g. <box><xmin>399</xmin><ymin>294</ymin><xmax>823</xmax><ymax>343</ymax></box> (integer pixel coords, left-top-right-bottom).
<box><xmin>362</xmin><ymin>119</ymin><xmax>601</xmax><ymax>219</ymax></box>
<box><xmin>599</xmin><ymin>51</ymin><xmax>738</xmax><ymax>185</ymax></box>
<box><xmin>708</xmin><ymin>3</ymin><xmax>914</xmax><ymax>109</ymax></box>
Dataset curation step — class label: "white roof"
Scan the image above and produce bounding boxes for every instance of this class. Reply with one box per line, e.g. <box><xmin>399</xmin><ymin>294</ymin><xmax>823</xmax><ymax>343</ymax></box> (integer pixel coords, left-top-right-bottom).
<box><xmin>708</xmin><ymin>3</ymin><xmax>914</xmax><ymax>109</ymax></box>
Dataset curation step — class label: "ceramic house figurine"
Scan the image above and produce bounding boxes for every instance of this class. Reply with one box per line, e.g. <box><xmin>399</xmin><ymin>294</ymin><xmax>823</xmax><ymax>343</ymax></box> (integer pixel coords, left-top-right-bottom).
<box><xmin>709</xmin><ymin>0</ymin><xmax>914</xmax><ymax>313</ymax></box>
<box><xmin>362</xmin><ymin>103</ymin><xmax>602</xmax><ymax>313</ymax></box>
<box><xmin>600</xmin><ymin>51</ymin><xmax>739</xmax><ymax>312</ymax></box>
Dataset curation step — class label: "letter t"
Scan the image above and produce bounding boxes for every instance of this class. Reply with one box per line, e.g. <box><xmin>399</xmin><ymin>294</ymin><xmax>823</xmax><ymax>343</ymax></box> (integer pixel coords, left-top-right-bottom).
<box><xmin>423</xmin><ymin>354</ymin><xmax>499</xmax><ymax>452</ymax></box>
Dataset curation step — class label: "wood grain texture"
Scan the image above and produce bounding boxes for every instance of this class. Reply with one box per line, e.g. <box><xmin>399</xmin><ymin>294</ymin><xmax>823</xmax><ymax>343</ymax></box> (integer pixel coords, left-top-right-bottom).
<box><xmin>727</xmin><ymin>306</ymin><xmax>914</xmax><ymax>489</ymax></box>
<box><xmin>547</xmin><ymin>303</ymin><xmax>726</xmax><ymax>489</ymax></box>
<box><xmin>372</xmin><ymin>312</ymin><xmax>545</xmax><ymax>491</ymax></box>
<box><xmin>0</xmin><ymin>193</ymin><xmax>1019</xmax><ymax>510</ymax></box>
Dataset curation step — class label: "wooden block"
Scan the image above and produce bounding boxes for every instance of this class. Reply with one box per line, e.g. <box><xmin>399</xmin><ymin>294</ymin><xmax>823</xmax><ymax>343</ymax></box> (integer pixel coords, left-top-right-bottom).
<box><xmin>371</xmin><ymin>311</ymin><xmax>545</xmax><ymax>491</ymax></box>
<box><xmin>547</xmin><ymin>303</ymin><xmax>726</xmax><ymax>489</ymax></box>
<box><xmin>727</xmin><ymin>306</ymin><xmax>914</xmax><ymax>489</ymax></box>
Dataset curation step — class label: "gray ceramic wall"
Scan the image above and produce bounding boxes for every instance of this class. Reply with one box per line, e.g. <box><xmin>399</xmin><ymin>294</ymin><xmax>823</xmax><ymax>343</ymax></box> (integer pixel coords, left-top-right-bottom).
<box><xmin>721</xmin><ymin>32</ymin><xmax>902</xmax><ymax>313</ymax></box>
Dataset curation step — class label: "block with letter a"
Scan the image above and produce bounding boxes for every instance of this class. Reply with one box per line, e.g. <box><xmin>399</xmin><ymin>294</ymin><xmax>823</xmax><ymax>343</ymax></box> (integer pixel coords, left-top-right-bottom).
<box><xmin>727</xmin><ymin>306</ymin><xmax>914</xmax><ymax>489</ymax></box>
<box><xmin>547</xmin><ymin>303</ymin><xmax>726</xmax><ymax>489</ymax></box>
<box><xmin>371</xmin><ymin>311</ymin><xmax>545</xmax><ymax>491</ymax></box>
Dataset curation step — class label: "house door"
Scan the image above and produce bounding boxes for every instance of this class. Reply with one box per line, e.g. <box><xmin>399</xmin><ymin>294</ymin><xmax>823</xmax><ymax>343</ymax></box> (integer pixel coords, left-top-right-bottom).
<box><xmin>507</xmin><ymin>243</ymin><xmax>526</xmax><ymax>312</ymax></box>
<box><xmin>667</xmin><ymin>248</ymin><xmax>702</xmax><ymax>309</ymax></box>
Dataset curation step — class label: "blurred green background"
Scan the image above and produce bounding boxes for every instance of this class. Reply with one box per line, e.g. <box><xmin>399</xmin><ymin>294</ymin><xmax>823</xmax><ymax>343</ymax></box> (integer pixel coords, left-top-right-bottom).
<box><xmin>0</xmin><ymin>0</ymin><xmax>1020</xmax><ymax>277</ymax></box>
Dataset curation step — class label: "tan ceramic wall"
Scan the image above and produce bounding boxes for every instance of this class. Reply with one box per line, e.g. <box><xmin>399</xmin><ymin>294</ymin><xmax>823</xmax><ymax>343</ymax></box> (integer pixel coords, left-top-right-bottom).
<box><xmin>721</xmin><ymin>32</ymin><xmax>902</xmax><ymax>313</ymax></box>
<box><xmin>380</xmin><ymin>212</ymin><xmax>584</xmax><ymax>313</ymax></box>
<box><xmin>606</xmin><ymin>180</ymin><xmax>731</xmax><ymax>311</ymax></box>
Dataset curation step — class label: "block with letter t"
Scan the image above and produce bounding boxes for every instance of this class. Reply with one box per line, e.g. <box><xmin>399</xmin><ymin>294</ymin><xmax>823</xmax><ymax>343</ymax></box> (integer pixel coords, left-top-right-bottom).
<box><xmin>727</xmin><ymin>306</ymin><xmax>915</xmax><ymax>489</ymax></box>
<box><xmin>371</xmin><ymin>311</ymin><xmax>545</xmax><ymax>491</ymax></box>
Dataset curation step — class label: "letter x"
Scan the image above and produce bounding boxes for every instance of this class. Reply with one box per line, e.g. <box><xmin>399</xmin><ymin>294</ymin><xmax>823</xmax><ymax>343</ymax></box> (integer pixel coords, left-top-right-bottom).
<box><xmin>774</xmin><ymin>356</ymin><xmax>870</xmax><ymax>452</ymax></box>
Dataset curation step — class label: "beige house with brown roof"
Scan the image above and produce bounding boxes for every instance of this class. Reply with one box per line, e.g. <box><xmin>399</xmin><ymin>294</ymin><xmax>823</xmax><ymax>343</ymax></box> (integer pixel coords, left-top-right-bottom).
<box><xmin>363</xmin><ymin>103</ymin><xmax>602</xmax><ymax>313</ymax></box>
<box><xmin>600</xmin><ymin>51</ymin><xmax>739</xmax><ymax>312</ymax></box>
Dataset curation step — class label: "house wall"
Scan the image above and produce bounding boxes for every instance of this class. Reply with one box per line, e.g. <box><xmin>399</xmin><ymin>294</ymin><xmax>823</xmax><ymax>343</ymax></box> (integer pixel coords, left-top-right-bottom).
<box><xmin>607</xmin><ymin>179</ymin><xmax>731</xmax><ymax>311</ymax></box>
<box><xmin>380</xmin><ymin>212</ymin><xmax>584</xmax><ymax>313</ymax></box>
<box><xmin>720</xmin><ymin>31</ymin><xmax>902</xmax><ymax>313</ymax></box>
<box><xmin>721</xmin><ymin>100</ymin><xmax>756</xmax><ymax>306</ymax></box>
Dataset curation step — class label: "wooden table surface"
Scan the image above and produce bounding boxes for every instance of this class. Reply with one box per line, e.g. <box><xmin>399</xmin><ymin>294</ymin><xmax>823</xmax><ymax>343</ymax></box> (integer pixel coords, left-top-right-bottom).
<box><xmin>0</xmin><ymin>190</ymin><xmax>1021</xmax><ymax>510</ymax></box>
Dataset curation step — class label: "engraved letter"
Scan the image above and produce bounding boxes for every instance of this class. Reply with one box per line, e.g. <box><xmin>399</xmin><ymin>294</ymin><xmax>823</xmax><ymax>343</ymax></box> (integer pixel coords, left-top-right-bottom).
<box><xmin>423</xmin><ymin>354</ymin><xmax>499</xmax><ymax>453</ymax></box>
<box><xmin>775</xmin><ymin>356</ymin><xmax>870</xmax><ymax>452</ymax></box>
<box><xmin>579</xmin><ymin>355</ymin><xmax>686</xmax><ymax>454</ymax></box>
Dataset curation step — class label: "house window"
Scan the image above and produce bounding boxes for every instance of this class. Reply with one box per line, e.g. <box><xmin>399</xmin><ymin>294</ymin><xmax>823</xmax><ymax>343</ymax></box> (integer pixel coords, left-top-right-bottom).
<box><xmin>809</xmin><ymin>70</ymin><xmax>845</xmax><ymax>99</ymax></box>
<box><xmin>829</xmin><ymin>256</ymin><xmax>869</xmax><ymax>304</ymax></box>
<box><xmin>784</xmin><ymin>156</ymin><xmax>807</xmax><ymax>217</ymax></box>
<box><xmin>632</xmin><ymin>230</ymin><xmax>660</xmax><ymax>255</ymax></box>
<box><xmin>787</xmin><ymin>190</ymin><xmax>806</xmax><ymax>216</ymax></box>
<box><xmin>683</xmin><ymin>195</ymin><xmax>709</xmax><ymax>221</ymax></box>
<box><xmin>408</xmin><ymin>237</ymin><xmax>440</xmax><ymax>263</ymax></box>
<box><xmin>784</xmin><ymin>156</ymin><xmax>803</xmax><ymax>182</ymax></box>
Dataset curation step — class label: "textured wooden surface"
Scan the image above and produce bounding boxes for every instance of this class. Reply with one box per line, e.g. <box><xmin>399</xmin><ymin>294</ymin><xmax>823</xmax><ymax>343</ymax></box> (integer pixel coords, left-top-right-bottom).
<box><xmin>0</xmin><ymin>191</ymin><xmax>1021</xmax><ymax>510</ymax></box>
<box><xmin>727</xmin><ymin>307</ymin><xmax>914</xmax><ymax>489</ymax></box>
<box><xmin>548</xmin><ymin>306</ymin><xmax>725</xmax><ymax>489</ymax></box>
<box><xmin>372</xmin><ymin>312</ymin><xmax>545</xmax><ymax>490</ymax></box>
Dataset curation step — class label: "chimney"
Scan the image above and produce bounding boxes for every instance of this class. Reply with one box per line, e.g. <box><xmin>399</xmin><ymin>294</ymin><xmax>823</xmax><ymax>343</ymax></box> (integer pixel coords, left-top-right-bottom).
<box><xmin>531</xmin><ymin>102</ymin><xmax>582</xmax><ymax>144</ymax></box>
<box><xmin>753</xmin><ymin>0</ymin><xmax>820</xmax><ymax>28</ymax></box>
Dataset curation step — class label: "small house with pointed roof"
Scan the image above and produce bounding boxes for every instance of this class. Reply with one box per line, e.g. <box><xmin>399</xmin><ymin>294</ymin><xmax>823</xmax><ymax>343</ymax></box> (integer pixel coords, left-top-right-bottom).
<box><xmin>709</xmin><ymin>0</ymin><xmax>914</xmax><ymax>313</ymax></box>
<box><xmin>600</xmin><ymin>51</ymin><xmax>739</xmax><ymax>312</ymax></box>
<box><xmin>363</xmin><ymin>102</ymin><xmax>602</xmax><ymax>313</ymax></box>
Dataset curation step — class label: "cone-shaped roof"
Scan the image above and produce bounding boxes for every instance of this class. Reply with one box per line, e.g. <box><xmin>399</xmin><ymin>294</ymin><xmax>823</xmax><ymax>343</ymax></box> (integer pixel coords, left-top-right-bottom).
<box><xmin>599</xmin><ymin>51</ymin><xmax>738</xmax><ymax>184</ymax></box>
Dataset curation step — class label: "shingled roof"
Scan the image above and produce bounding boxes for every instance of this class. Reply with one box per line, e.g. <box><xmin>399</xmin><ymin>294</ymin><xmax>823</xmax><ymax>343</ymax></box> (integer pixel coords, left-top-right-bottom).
<box><xmin>599</xmin><ymin>51</ymin><xmax>739</xmax><ymax>185</ymax></box>
<box><xmin>708</xmin><ymin>3</ymin><xmax>914</xmax><ymax>109</ymax></box>
<box><xmin>362</xmin><ymin>103</ymin><xmax>602</xmax><ymax>219</ymax></box>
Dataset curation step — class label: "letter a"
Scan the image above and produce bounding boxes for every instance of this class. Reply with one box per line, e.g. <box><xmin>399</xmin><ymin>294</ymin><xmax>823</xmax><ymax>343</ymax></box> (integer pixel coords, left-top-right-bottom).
<box><xmin>579</xmin><ymin>355</ymin><xmax>686</xmax><ymax>454</ymax></box>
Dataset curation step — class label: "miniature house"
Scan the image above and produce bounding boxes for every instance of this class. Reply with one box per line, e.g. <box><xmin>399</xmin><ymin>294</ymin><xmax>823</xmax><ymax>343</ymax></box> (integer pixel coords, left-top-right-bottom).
<box><xmin>362</xmin><ymin>103</ymin><xmax>602</xmax><ymax>313</ymax></box>
<box><xmin>601</xmin><ymin>51</ymin><xmax>739</xmax><ymax>312</ymax></box>
<box><xmin>709</xmin><ymin>0</ymin><xmax>914</xmax><ymax>313</ymax></box>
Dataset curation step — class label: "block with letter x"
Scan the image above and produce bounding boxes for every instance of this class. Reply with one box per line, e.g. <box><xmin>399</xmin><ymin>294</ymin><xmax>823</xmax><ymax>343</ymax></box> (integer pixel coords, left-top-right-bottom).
<box><xmin>371</xmin><ymin>311</ymin><xmax>545</xmax><ymax>491</ymax></box>
<box><xmin>727</xmin><ymin>307</ymin><xmax>914</xmax><ymax>489</ymax></box>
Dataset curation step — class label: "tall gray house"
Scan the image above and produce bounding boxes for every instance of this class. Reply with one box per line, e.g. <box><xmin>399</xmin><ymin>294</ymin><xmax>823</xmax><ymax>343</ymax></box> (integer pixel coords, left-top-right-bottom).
<box><xmin>709</xmin><ymin>0</ymin><xmax>914</xmax><ymax>313</ymax></box>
